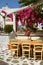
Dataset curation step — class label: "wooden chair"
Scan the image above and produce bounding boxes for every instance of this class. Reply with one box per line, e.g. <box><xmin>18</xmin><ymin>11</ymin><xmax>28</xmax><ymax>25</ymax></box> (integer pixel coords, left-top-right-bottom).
<box><xmin>34</xmin><ymin>44</ymin><xmax>43</xmax><ymax>60</ymax></box>
<box><xmin>9</xmin><ymin>40</ymin><xmax>19</xmax><ymax>58</ymax></box>
<box><xmin>22</xmin><ymin>43</ymin><xmax>30</xmax><ymax>59</ymax></box>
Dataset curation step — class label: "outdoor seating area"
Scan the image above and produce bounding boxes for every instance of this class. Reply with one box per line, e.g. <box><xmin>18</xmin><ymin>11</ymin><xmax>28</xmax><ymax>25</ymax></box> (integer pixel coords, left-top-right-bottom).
<box><xmin>8</xmin><ymin>39</ymin><xmax>43</xmax><ymax>60</ymax></box>
<box><xmin>0</xmin><ymin>0</ymin><xmax>43</xmax><ymax>64</ymax></box>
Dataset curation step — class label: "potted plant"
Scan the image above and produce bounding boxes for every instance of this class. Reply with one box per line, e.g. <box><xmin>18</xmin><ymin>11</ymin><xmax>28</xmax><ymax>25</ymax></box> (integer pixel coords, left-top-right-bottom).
<box><xmin>4</xmin><ymin>25</ymin><xmax>13</xmax><ymax>34</ymax></box>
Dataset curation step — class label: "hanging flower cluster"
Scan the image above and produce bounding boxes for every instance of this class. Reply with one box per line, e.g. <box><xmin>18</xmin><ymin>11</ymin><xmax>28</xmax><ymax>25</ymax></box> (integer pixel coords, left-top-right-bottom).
<box><xmin>16</xmin><ymin>4</ymin><xmax>43</xmax><ymax>29</ymax></box>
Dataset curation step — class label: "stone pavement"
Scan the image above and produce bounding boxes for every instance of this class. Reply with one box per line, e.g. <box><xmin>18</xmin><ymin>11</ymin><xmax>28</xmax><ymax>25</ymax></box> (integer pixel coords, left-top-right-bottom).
<box><xmin>0</xmin><ymin>60</ymin><xmax>8</xmax><ymax>65</ymax></box>
<box><xmin>0</xmin><ymin>58</ymin><xmax>43</xmax><ymax>65</ymax></box>
<box><xmin>40</xmin><ymin>61</ymin><xmax>43</xmax><ymax>65</ymax></box>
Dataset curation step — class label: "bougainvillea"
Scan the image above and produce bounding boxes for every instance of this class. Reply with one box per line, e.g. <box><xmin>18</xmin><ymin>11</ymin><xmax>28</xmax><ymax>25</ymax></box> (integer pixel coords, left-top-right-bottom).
<box><xmin>16</xmin><ymin>4</ymin><xmax>43</xmax><ymax>30</ymax></box>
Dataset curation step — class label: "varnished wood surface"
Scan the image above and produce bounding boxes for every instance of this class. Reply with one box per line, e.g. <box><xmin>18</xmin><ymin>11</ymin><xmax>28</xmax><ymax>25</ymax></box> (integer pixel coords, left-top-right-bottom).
<box><xmin>9</xmin><ymin>39</ymin><xmax>43</xmax><ymax>45</ymax></box>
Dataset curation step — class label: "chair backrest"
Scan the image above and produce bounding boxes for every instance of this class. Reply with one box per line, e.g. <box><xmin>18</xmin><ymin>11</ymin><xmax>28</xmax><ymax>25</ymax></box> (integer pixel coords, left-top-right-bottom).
<box><xmin>34</xmin><ymin>44</ymin><xmax>43</xmax><ymax>60</ymax></box>
<box><xmin>22</xmin><ymin>43</ymin><xmax>30</xmax><ymax>58</ymax></box>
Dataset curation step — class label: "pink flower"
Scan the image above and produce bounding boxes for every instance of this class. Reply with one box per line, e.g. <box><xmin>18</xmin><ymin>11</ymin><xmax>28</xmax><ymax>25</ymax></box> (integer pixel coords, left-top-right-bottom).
<box><xmin>19</xmin><ymin>10</ymin><xmax>23</xmax><ymax>14</ymax></box>
<box><xmin>35</xmin><ymin>11</ymin><xmax>38</xmax><ymax>15</ymax></box>
<box><xmin>39</xmin><ymin>18</ymin><xmax>41</xmax><ymax>21</ymax></box>
<box><xmin>31</xmin><ymin>14</ymin><xmax>34</xmax><ymax>18</ymax></box>
<box><xmin>41</xmin><ymin>22</ymin><xmax>43</xmax><ymax>25</ymax></box>
<box><xmin>32</xmin><ymin>18</ymin><xmax>35</xmax><ymax>21</ymax></box>
<box><xmin>21</xmin><ymin>20</ymin><xmax>25</xmax><ymax>25</ymax></box>
<box><xmin>27</xmin><ymin>21</ymin><xmax>32</xmax><ymax>27</ymax></box>
<box><xmin>16</xmin><ymin>5</ymin><xmax>43</xmax><ymax>27</ymax></box>
<box><xmin>33</xmin><ymin>5</ymin><xmax>38</xmax><ymax>9</ymax></box>
<box><xmin>28</xmin><ymin>19</ymin><xmax>30</xmax><ymax>22</ymax></box>
<box><xmin>38</xmin><ymin>18</ymin><xmax>42</xmax><ymax>23</ymax></box>
<box><xmin>24</xmin><ymin>7</ymin><xmax>32</xmax><ymax>12</ymax></box>
<box><xmin>31</xmin><ymin>15</ymin><xmax>35</xmax><ymax>21</ymax></box>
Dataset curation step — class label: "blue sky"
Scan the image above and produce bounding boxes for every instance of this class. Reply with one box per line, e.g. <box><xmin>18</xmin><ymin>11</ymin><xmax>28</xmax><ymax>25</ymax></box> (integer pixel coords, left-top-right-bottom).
<box><xmin>0</xmin><ymin>0</ymin><xmax>20</xmax><ymax>8</ymax></box>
